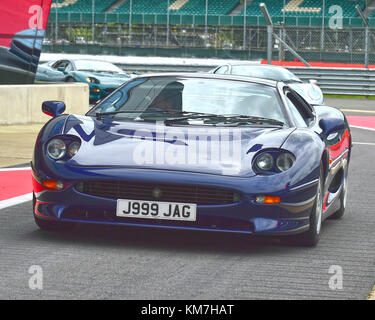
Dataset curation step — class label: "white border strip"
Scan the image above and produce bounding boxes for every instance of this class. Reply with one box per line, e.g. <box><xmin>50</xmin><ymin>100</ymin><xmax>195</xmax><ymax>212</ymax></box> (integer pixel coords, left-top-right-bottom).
<box><xmin>353</xmin><ymin>142</ymin><xmax>375</xmax><ymax>146</ymax></box>
<box><xmin>0</xmin><ymin>167</ymin><xmax>30</xmax><ymax>172</ymax></box>
<box><xmin>0</xmin><ymin>193</ymin><xmax>33</xmax><ymax>210</ymax></box>
<box><xmin>350</xmin><ymin>125</ymin><xmax>375</xmax><ymax>132</ymax></box>
<box><xmin>341</xmin><ymin>109</ymin><xmax>375</xmax><ymax>114</ymax></box>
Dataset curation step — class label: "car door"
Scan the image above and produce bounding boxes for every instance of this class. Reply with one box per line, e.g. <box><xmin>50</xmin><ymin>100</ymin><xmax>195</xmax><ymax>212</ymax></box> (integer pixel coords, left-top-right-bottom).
<box><xmin>45</xmin><ymin>60</ymin><xmax>69</xmax><ymax>81</ymax></box>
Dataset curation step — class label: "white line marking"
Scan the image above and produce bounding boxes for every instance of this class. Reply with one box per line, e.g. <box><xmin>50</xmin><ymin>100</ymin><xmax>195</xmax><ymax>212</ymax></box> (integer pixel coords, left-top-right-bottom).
<box><xmin>0</xmin><ymin>167</ymin><xmax>31</xmax><ymax>172</ymax></box>
<box><xmin>353</xmin><ymin>142</ymin><xmax>375</xmax><ymax>146</ymax></box>
<box><xmin>341</xmin><ymin>109</ymin><xmax>375</xmax><ymax>114</ymax></box>
<box><xmin>0</xmin><ymin>193</ymin><xmax>33</xmax><ymax>210</ymax></box>
<box><xmin>350</xmin><ymin>125</ymin><xmax>375</xmax><ymax>132</ymax></box>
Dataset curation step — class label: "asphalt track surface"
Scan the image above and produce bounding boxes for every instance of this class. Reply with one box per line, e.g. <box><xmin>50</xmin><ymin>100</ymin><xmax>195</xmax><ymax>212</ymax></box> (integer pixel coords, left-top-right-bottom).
<box><xmin>0</xmin><ymin>98</ymin><xmax>374</xmax><ymax>300</ymax></box>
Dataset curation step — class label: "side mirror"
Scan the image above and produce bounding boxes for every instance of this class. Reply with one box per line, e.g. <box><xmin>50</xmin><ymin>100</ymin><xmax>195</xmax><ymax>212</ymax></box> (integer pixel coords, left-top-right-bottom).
<box><xmin>42</xmin><ymin>101</ymin><xmax>66</xmax><ymax>117</ymax></box>
<box><xmin>57</xmin><ymin>67</ymin><xmax>66</xmax><ymax>73</ymax></box>
<box><xmin>319</xmin><ymin>118</ymin><xmax>345</xmax><ymax>137</ymax></box>
<box><xmin>309</xmin><ymin>79</ymin><xmax>318</xmax><ymax>85</ymax></box>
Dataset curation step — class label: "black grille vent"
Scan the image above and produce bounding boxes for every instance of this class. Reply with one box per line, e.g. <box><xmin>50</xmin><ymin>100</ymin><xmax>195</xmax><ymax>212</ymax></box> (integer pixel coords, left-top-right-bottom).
<box><xmin>75</xmin><ymin>180</ymin><xmax>241</xmax><ymax>205</ymax></box>
<box><xmin>62</xmin><ymin>208</ymin><xmax>254</xmax><ymax>232</ymax></box>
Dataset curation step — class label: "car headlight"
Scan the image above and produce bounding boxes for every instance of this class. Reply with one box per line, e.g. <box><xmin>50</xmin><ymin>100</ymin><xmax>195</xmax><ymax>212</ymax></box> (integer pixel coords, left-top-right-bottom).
<box><xmin>86</xmin><ymin>77</ymin><xmax>100</xmax><ymax>84</ymax></box>
<box><xmin>256</xmin><ymin>153</ymin><xmax>274</xmax><ymax>171</ymax></box>
<box><xmin>68</xmin><ymin>141</ymin><xmax>81</xmax><ymax>157</ymax></box>
<box><xmin>308</xmin><ymin>86</ymin><xmax>322</xmax><ymax>101</ymax></box>
<box><xmin>276</xmin><ymin>153</ymin><xmax>295</xmax><ymax>172</ymax></box>
<box><xmin>47</xmin><ymin>139</ymin><xmax>66</xmax><ymax>159</ymax></box>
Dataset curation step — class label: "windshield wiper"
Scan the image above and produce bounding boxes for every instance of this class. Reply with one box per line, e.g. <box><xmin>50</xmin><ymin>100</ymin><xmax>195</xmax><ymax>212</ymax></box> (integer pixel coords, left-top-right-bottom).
<box><xmin>94</xmin><ymin>110</ymin><xmax>211</xmax><ymax>120</ymax></box>
<box><xmin>95</xmin><ymin>110</ymin><xmax>284</xmax><ymax>126</ymax></box>
<box><xmin>95</xmin><ymin>110</ymin><xmax>161</xmax><ymax>120</ymax></box>
<box><xmin>164</xmin><ymin>114</ymin><xmax>284</xmax><ymax>127</ymax></box>
<box><xmin>215</xmin><ymin>114</ymin><xmax>284</xmax><ymax>126</ymax></box>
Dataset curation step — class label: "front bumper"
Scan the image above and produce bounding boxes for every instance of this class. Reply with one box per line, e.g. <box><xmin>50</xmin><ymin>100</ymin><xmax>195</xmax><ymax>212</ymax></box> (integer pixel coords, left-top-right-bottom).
<box><xmin>33</xmin><ymin>166</ymin><xmax>319</xmax><ymax>236</ymax></box>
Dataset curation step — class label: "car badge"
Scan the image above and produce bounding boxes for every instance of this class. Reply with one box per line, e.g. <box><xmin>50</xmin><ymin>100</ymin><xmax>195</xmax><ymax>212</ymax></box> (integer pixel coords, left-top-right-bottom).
<box><xmin>152</xmin><ymin>187</ymin><xmax>162</xmax><ymax>199</ymax></box>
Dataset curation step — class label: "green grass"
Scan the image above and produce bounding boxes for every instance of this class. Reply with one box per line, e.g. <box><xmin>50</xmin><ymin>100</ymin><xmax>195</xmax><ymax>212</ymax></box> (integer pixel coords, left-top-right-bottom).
<box><xmin>324</xmin><ymin>94</ymin><xmax>375</xmax><ymax>100</ymax></box>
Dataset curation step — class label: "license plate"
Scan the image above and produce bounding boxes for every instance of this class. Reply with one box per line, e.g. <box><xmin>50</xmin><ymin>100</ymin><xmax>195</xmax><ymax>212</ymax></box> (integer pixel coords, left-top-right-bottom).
<box><xmin>116</xmin><ymin>199</ymin><xmax>197</xmax><ymax>221</ymax></box>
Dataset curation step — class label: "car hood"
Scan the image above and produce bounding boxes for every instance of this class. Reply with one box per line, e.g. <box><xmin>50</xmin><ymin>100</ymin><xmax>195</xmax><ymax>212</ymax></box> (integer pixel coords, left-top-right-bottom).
<box><xmin>63</xmin><ymin>115</ymin><xmax>295</xmax><ymax>177</ymax></box>
<box><xmin>81</xmin><ymin>71</ymin><xmax>131</xmax><ymax>85</ymax></box>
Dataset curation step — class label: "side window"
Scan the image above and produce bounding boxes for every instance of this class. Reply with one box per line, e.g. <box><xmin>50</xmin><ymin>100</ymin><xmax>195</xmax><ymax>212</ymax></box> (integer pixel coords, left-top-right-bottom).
<box><xmin>52</xmin><ymin>61</ymin><xmax>61</xmax><ymax>69</ymax></box>
<box><xmin>284</xmin><ymin>90</ymin><xmax>314</xmax><ymax>127</ymax></box>
<box><xmin>95</xmin><ymin>90</ymin><xmax>124</xmax><ymax>113</ymax></box>
<box><xmin>53</xmin><ymin>60</ymin><xmax>68</xmax><ymax>70</ymax></box>
<box><xmin>215</xmin><ymin>66</ymin><xmax>228</xmax><ymax>74</ymax></box>
<box><xmin>64</xmin><ymin>63</ymin><xmax>73</xmax><ymax>72</ymax></box>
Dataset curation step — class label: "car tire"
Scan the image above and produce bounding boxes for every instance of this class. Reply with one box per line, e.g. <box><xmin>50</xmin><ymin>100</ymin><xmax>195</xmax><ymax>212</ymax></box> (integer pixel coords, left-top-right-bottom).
<box><xmin>329</xmin><ymin>169</ymin><xmax>348</xmax><ymax>220</ymax></box>
<box><xmin>289</xmin><ymin>165</ymin><xmax>324</xmax><ymax>247</ymax></box>
<box><xmin>66</xmin><ymin>77</ymin><xmax>75</xmax><ymax>82</ymax></box>
<box><xmin>33</xmin><ymin>193</ymin><xmax>74</xmax><ymax>232</ymax></box>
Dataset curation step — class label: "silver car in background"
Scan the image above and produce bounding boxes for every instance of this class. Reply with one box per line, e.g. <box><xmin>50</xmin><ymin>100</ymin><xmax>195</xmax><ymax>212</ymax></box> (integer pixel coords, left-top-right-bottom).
<box><xmin>211</xmin><ymin>64</ymin><xmax>324</xmax><ymax>105</ymax></box>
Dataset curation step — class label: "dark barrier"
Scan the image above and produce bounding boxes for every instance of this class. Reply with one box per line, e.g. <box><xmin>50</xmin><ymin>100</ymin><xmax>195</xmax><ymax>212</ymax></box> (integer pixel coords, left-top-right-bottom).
<box><xmin>42</xmin><ymin>44</ymin><xmax>375</xmax><ymax>65</ymax></box>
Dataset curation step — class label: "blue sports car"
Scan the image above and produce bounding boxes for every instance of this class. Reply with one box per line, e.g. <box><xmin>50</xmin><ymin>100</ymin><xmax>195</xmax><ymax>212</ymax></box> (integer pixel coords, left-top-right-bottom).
<box><xmin>32</xmin><ymin>73</ymin><xmax>351</xmax><ymax>246</ymax></box>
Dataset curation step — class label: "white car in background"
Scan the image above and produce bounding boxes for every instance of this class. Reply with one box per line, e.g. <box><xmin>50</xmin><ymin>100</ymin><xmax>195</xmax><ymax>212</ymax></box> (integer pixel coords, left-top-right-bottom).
<box><xmin>211</xmin><ymin>64</ymin><xmax>324</xmax><ymax>105</ymax></box>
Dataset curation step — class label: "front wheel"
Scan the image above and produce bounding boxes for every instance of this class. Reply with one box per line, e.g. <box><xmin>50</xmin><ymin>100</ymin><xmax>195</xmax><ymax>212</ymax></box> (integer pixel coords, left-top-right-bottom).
<box><xmin>290</xmin><ymin>166</ymin><xmax>324</xmax><ymax>247</ymax></box>
<box><xmin>329</xmin><ymin>169</ymin><xmax>348</xmax><ymax>220</ymax></box>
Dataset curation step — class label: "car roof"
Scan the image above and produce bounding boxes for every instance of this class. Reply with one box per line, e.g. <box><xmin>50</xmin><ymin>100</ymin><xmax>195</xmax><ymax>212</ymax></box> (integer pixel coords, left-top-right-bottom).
<box><xmin>132</xmin><ymin>72</ymin><xmax>279</xmax><ymax>87</ymax></box>
<box><xmin>221</xmin><ymin>63</ymin><xmax>288</xmax><ymax>71</ymax></box>
<box><xmin>71</xmin><ymin>59</ymin><xmax>112</xmax><ymax>62</ymax></box>
<box><xmin>55</xmin><ymin>58</ymin><xmax>113</xmax><ymax>64</ymax></box>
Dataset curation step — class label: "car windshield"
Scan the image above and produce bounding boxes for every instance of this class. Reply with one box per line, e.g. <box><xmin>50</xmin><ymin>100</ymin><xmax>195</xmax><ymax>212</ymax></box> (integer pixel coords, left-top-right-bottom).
<box><xmin>230</xmin><ymin>66</ymin><xmax>302</xmax><ymax>83</ymax></box>
<box><xmin>74</xmin><ymin>60</ymin><xmax>124</xmax><ymax>74</ymax></box>
<box><xmin>88</xmin><ymin>77</ymin><xmax>286</xmax><ymax>126</ymax></box>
